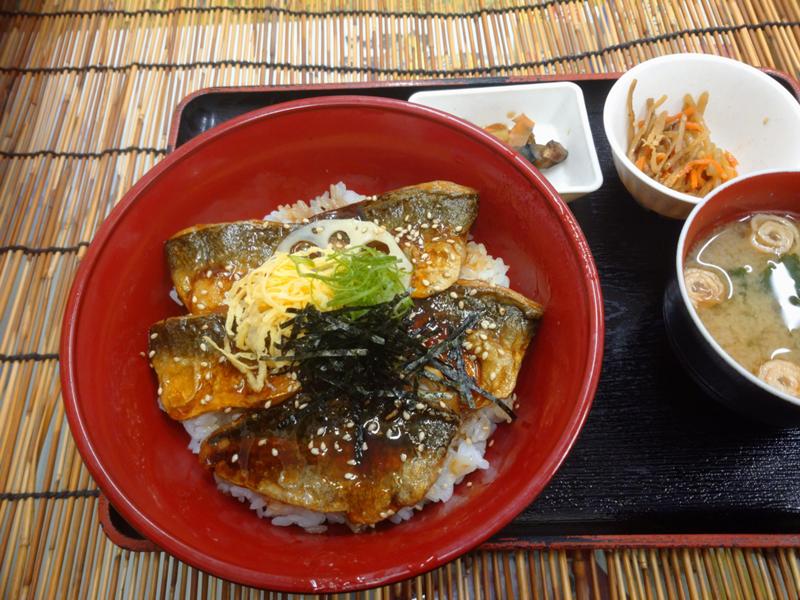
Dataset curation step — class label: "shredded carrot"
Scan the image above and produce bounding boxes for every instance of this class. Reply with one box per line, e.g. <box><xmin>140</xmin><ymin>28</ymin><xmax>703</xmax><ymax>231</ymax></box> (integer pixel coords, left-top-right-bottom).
<box><xmin>690</xmin><ymin>169</ymin><xmax>700</xmax><ymax>189</ymax></box>
<box><xmin>626</xmin><ymin>82</ymin><xmax>738</xmax><ymax>197</ymax></box>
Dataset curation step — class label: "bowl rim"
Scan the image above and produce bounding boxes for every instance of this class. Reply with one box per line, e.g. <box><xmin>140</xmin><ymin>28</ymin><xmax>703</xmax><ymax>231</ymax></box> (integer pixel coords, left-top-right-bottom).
<box><xmin>59</xmin><ymin>95</ymin><xmax>604</xmax><ymax>593</ymax></box>
<box><xmin>602</xmin><ymin>53</ymin><xmax>800</xmax><ymax>208</ymax></box>
<box><xmin>408</xmin><ymin>81</ymin><xmax>604</xmax><ymax>196</ymax></box>
<box><xmin>675</xmin><ymin>168</ymin><xmax>800</xmax><ymax>408</ymax></box>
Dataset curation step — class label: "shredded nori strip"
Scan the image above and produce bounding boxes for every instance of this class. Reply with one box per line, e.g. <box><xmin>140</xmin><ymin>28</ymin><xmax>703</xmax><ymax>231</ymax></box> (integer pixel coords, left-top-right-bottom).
<box><xmin>275</xmin><ymin>293</ymin><xmax>516</xmax><ymax>454</ymax></box>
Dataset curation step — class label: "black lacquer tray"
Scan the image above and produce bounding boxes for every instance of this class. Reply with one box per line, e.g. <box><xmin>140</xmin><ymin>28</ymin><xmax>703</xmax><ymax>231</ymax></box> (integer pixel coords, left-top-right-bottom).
<box><xmin>101</xmin><ymin>72</ymin><xmax>800</xmax><ymax>550</ymax></box>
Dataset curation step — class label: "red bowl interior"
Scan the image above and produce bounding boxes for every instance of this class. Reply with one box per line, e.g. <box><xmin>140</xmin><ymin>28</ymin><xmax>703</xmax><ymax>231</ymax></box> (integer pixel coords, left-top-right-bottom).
<box><xmin>60</xmin><ymin>96</ymin><xmax>603</xmax><ymax>593</ymax></box>
<box><xmin>682</xmin><ymin>171</ymin><xmax>800</xmax><ymax>257</ymax></box>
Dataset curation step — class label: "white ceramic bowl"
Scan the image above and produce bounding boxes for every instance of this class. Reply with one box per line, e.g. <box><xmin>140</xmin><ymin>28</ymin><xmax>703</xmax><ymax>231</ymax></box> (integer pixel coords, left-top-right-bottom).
<box><xmin>409</xmin><ymin>82</ymin><xmax>603</xmax><ymax>202</ymax></box>
<box><xmin>603</xmin><ymin>53</ymin><xmax>800</xmax><ymax>219</ymax></box>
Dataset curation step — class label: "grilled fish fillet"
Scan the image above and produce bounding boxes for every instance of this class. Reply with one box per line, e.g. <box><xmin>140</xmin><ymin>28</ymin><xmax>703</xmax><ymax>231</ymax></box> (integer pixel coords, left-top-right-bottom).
<box><xmin>148</xmin><ymin>314</ymin><xmax>298</xmax><ymax>421</ymax></box>
<box><xmin>165</xmin><ymin>181</ymin><xmax>478</xmax><ymax>313</ymax></box>
<box><xmin>199</xmin><ymin>395</ymin><xmax>459</xmax><ymax>525</ymax></box>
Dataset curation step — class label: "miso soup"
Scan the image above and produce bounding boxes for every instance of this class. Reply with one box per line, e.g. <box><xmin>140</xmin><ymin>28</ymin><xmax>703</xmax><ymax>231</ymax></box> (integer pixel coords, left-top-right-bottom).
<box><xmin>684</xmin><ymin>212</ymin><xmax>800</xmax><ymax>398</ymax></box>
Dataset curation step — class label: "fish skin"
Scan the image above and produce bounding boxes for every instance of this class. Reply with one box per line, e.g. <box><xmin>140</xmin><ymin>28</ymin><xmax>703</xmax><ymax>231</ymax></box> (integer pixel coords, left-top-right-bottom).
<box><xmin>416</xmin><ymin>281</ymin><xmax>543</xmax><ymax>402</ymax></box>
<box><xmin>165</xmin><ymin>182</ymin><xmax>479</xmax><ymax>313</ymax></box>
<box><xmin>200</xmin><ymin>395</ymin><xmax>458</xmax><ymax>525</ymax></box>
<box><xmin>324</xmin><ymin>181</ymin><xmax>478</xmax><ymax>297</ymax></box>
<box><xmin>166</xmin><ymin>220</ymin><xmax>295</xmax><ymax>313</ymax></box>
<box><xmin>149</xmin><ymin>314</ymin><xmax>298</xmax><ymax>421</ymax></box>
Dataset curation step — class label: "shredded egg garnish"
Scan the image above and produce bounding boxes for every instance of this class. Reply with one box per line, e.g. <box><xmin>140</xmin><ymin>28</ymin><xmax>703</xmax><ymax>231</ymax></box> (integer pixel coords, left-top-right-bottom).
<box><xmin>206</xmin><ymin>248</ymin><xmax>337</xmax><ymax>390</ymax></box>
<box><xmin>208</xmin><ymin>242</ymin><xmax>411</xmax><ymax>392</ymax></box>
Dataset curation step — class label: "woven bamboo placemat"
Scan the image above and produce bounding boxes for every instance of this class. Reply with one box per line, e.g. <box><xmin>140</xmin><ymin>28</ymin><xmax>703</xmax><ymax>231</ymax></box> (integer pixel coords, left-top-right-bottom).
<box><xmin>2</xmin><ymin>1</ymin><xmax>800</xmax><ymax>597</ymax></box>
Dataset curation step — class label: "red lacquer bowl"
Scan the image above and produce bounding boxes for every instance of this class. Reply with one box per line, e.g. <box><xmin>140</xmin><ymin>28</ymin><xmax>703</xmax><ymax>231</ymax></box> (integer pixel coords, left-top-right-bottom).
<box><xmin>60</xmin><ymin>96</ymin><xmax>603</xmax><ymax>593</ymax></box>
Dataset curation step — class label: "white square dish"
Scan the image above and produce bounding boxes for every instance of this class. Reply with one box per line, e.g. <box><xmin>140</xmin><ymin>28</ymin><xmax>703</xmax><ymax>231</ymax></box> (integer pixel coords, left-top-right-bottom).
<box><xmin>409</xmin><ymin>82</ymin><xmax>603</xmax><ymax>202</ymax></box>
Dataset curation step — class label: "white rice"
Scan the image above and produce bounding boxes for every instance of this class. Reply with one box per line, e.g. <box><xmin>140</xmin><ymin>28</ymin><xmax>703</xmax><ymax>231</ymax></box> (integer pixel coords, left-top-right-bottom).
<box><xmin>265</xmin><ymin>182</ymin><xmax>365</xmax><ymax>223</ymax></box>
<box><xmin>175</xmin><ymin>183</ymin><xmax>513</xmax><ymax>532</ymax></box>
<box><xmin>182</xmin><ymin>410</ymin><xmax>242</xmax><ymax>453</ymax></box>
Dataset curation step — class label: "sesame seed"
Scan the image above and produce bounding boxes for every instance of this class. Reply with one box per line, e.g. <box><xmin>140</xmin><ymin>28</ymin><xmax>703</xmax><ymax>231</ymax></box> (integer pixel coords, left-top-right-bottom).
<box><xmin>173</xmin><ymin>356</ymin><xmax>181</xmax><ymax>363</ymax></box>
<box><xmin>150</xmin><ymin>333</ymin><xmax>158</xmax><ymax>340</ymax></box>
<box><xmin>139</xmin><ymin>352</ymin><xmax>146</xmax><ymax>358</ymax></box>
<box><xmin>271</xmin><ymin>448</ymin><xmax>279</xmax><ymax>456</ymax></box>
<box><xmin>499</xmin><ymin>307</ymin><xmax>506</xmax><ymax>315</ymax></box>
<box><xmin>458</xmin><ymin>301</ymin><xmax>465</xmax><ymax>309</ymax></box>
<box><xmin>204</xmin><ymin>372</ymin><xmax>212</xmax><ymax>380</ymax></box>
<box><xmin>206</xmin><ymin>270</ymin><xmax>213</xmax><ymax>278</ymax></box>
<box><xmin>419</xmin><ymin>432</ymin><xmax>426</xmax><ymax>441</ymax></box>
<box><xmin>197</xmin><ymin>303</ymin><xmax>206</xmax><ymax>310</ymax></box>
<box><xmin>310</xmin><ymin>448</ymin><xmax>320</xmax><ymax>455</ymax></box>
<box><xmin>219</xmin><ymin>356</ymin><xmax>226</xmax><ymax>363</ymax></box>
<box><xmin>481</xmin><ymin>351</ymin><xmax>489</xmax><ymax>360</ymax></box>
<box><xmin>402</xmin><ymin>411</ymin><xmax>411</xmax><ymax>420</ymax></box>
<box><xmin>201</xmin><ymin>395</ymin><xmax>211</xmax><ymax>405</ymax></box>
<box><xmin>258</xmin><ymin>439</ymin><xmax>267</xmax><ymax>446</ymax></box>
<box><xmin>299</xmin><ymin>403</ymin><xmax>308</xmax><ymax>410</ymax></box>
<box><xmin>481</xmin><ymin>320</ymin><xmax>490</xmax><ymax>329</ymax></box>
<box><xmin>490</xmin><ymin>372</ymin><xmax>497</xmax><ymax>381</ymax></box>
<box><xmin>157</xmin><ymin>386</ymin><xmax>162</xmax><ymax>395</ymax></box>
<box><xmin>200</xmin><ymin>361</ymin><xmax>208</xmax><ymax>367</ymax></box>
<box><xmin>224</xmin><ymin>407</ymin><xmax>232</xmax><ymax>414</ymax></box>
<box><xmin>200</xmin><ymin>343</ymin><xmax>207</xmax><ymax>352</ymax></box>
<box><xmin>422</xmin><ymin>279</ymin><xmax>431</xmax><ymax>286</ymax></box>
<box><xmin>421</xmin><ymin>223</ymin><xmax>430</xmax><ymax>229</ymax></box>
<box><xmin>489</xmin><ymin>439</ymin><xmax>495</xmax><ymax>447</ymax></box>
<box><xmin>344</xmin><ymin>472</ymin><xmax>357</xmax><ymax>480</ymax></box>
<box><xmin>317</xmin><ymin>427</ymin><xmax>325</xmax><ymax>436</ymax></box>
<box><xmin>415</xmin><ymin>402</ymin><xmax>425</xmax><ymax>410</ymax></box>
<box><xmin>334</xmin><ymin>442</ymin><xmax>341</xmax><ymax>451</ymax></box>
<box><xmin>231</xmin><ymin>454</ymin><xmax>238</xmax><ymax>463</ymax></box>
<box><xmin>347</xmin><ymin>459</ymin><xmax>357</xmax><ymax>465</ymax></box>
<box><xmin>320</xmin><ymin>442</ymin><xmax>327</xmax><ymax>451</ymax></box>
<box><xmin>404</xmin><ymin>214</ymin><xmax>410</xmax><ymax>222</ymax></box>
<box><xmin>191</xmin><ymin>295</ymin><xmax>198</xmax><ymax>303</ymax></box>
<box><xmin>417</xmin><ymin>444</ymin><xmax>424</xmax><ymax>452</ymax></box>
<box><xmin>455</xmin><ymin>226</ymin><xmax>463</xmax><ymax>232</ymax></box>
<box><xmin>466</xmin><ymin>481</ymin><xmax>473</xmax><ymax>487</ymax></box>
<box><xmin>148</xmin><ymin>350</ymin><xmax>155</xmax><ymax>358</ymax></box>
<box><xmin>200</xmin><ymin>290</ymin><xmax>208</xmax><ymax>296</ymax></box>
<box><xmin>264</xmin><ymin>400</ymin><xmax>272</xmax><ymax>409</ymax></box>
<box><xmin>343</xmin><ymin>433</ymin><xmax>352</xmax><ymax>441</ymax></box>
<box><xmin>362</xmin><ymin>442</ymin><xmax>368</xmax><ymax>451</ymax></box>
<box><xmin>439</xmin><ymin>401</ymin><xmax>447</xmax><ymax>409</ymax></box>
<box><xmin>463</xmin><ymin>341</ymin><xmax>472</xmax><ymax>350</ymax></box>
<box><xmin>479</xmin><ymin>333</ymin><xmax>488</xmax><ymax>341</ymax></box>
<box><xmin>400</xmin><ymin>453</ymin><xmax>407</xmax><ymax>462</ymax></box>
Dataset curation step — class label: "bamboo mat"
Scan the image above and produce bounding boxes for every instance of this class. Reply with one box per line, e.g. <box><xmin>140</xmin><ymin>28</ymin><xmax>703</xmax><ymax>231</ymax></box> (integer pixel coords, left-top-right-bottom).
<box><xmin>2</xmin><ymin>1</ymin><xmax>800</xmax><ymax>598</ymax></box>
